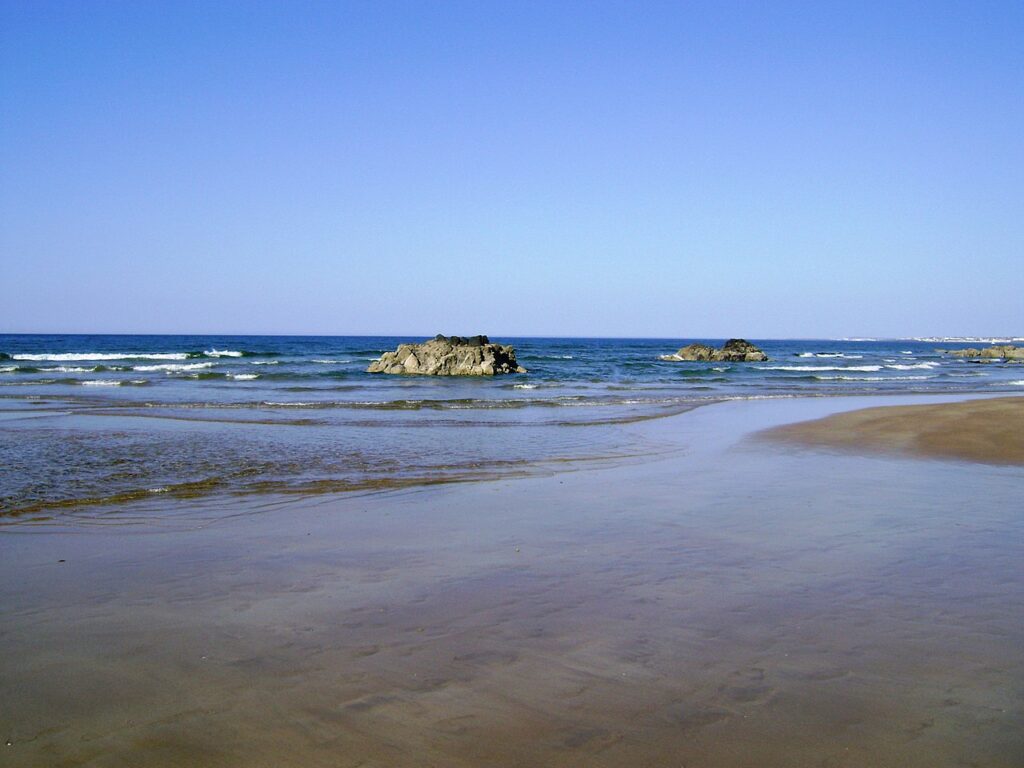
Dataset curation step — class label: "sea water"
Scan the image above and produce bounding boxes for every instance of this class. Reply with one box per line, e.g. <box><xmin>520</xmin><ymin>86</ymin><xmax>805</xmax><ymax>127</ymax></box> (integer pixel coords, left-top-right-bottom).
<box><xmin>2</xmin><ymin>334</ymin><xmax>1021</xmax><ymax>516</ymax></box>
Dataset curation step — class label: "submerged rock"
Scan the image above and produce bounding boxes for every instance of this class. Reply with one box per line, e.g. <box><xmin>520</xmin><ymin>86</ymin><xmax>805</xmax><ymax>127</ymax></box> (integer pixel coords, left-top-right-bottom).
<box><xmin>660</xmin><ymin>338</ymin><xmax>768</xmax><ymax>363</ymax></box>
<box><xmin>367</xmin><ymin>335</ymin><xmax>527</xmax><ymax>376</ymax></box>
<box><xmin>668</xmin><ymin>343</ymin><xmax>717</xmax><ymax>361</ymax></box>
<box><xmin>937</xmin><ymin>345</ymin><xmax>1024</xmax><ymax>361</ymax></box>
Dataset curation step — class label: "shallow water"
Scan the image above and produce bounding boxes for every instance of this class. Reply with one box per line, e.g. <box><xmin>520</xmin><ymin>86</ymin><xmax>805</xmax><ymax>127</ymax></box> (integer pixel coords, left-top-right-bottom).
<box><xmin>1</xmin><ymin>396</ymin><xmax>1021</xmax><ymax>766</ymax></box>
<box><xmin>2</xmin><ymin>334</ymin><xmax>1023</xmax><ymax>517</ymax></box>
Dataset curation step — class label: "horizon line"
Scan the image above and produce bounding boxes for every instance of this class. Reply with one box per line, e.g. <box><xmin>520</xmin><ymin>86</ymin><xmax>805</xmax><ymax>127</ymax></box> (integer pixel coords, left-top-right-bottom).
<box><xmin>2</xmin><ymin>331</ymin><xmax>1022</xmax><ymax>342</ymax></box>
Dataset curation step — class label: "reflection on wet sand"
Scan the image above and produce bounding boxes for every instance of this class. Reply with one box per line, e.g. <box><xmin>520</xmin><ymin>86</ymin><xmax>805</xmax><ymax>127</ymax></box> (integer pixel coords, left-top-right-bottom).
<box><xmin>1</xmin><ymin>397</ymin><xmax>1022</xmax><ymax>766</ymax></box>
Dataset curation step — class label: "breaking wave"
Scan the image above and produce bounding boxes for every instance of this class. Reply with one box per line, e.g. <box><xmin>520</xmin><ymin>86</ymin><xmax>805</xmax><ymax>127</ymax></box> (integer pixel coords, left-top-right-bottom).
<box><xmin>797</xmin><ymin>352</ymin><xmax>864</xmax><ymax>359</ymax></box>
<box><xmin>133</xmin><ymin>362</ymin><xmax>215</xmax><ymax>372</ymax></box>
<box><xmin>884</xmin><ymin>362</ymin><xmax>940</xmax><ymax>370</ymax></box>
<box><xmin>10</xmin><ymin>352</ymin><xmax>191</xmax><ymax>362</ymax></box>
<box><xmin>3</xmin><ymin>349</ymin><xmax>282</xmax><ymax>362</ymax></box>
<box><xmin>764</xmin><ymin>365</ymin><xmax>883</xmax><ymax>372</ymax></box>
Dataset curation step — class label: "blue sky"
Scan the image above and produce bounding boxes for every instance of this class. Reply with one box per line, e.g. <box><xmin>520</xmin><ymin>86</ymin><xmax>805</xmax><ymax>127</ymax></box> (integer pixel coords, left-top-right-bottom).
<box><xmin>2</xmin><ymin>1</ymin><xmax>1022</xmax><ymax>337</ymax></box>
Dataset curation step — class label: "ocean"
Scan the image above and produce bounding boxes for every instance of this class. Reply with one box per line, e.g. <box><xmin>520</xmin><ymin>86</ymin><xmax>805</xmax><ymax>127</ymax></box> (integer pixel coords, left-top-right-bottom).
<box><xmin>2</xmin><ymin>334</ymin><xmax>1022</xmax><ymax>518</ymax></box>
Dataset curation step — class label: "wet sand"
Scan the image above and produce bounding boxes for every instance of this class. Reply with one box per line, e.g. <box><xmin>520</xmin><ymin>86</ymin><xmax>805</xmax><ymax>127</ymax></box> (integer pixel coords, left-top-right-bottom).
<box><xmin>1</xmin><ymin>395</ymin><xmax>1022</xmax><ymax>766</ymax></box>
<box><xmin>759</xmin><ymin>395</ymin><xmax>1024</xmax><ymax>466</ymax></box>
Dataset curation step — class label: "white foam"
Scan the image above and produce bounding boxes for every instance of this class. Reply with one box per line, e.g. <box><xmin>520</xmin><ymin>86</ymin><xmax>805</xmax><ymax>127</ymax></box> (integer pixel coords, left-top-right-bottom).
<box><xmin>885</xmin><ymin>362</ymin><xmax>940</xmax><ymax>370</ymax></box>
<box><xmin>764</xmin><ymin>365</ymin><xmax>883</xmax><ymax>372</ymax></box>
<box><xmin>251</xmin><ymin>360</ymin><xmax>279</xmax><ymax>365</ymax></box>
<box><xmin>134</xmin><ymin>362</ymin><xmax>214</xmax><ymax>372</ymax></box>
<box><xmin>312</xmin><ymin>359</ymin><xmax>353</xmax><ymax>364</ymax></box>
<box><xmin>0</xmin><ymin>366</ymin><xmax>17</xmax><ymax>373</ymax></box>
<box><xmin>797</xmin><ymin>353</ymin><xmax>863</xmax><ymax>359</ymax></box>
<box><xmin>80</xmin><ymin>380</ymin><xmax>121</xmax><ymax>386</ymax></box>
<box><xmin>204</xmin><ymin>349</ymin><xmax>243</xmax><ymax>357</ymax></box>
<box><xmin>901</xmin><ymin>350</ymin><xmax>914</xmax><ymax>354</ymax></box>
<box><xmin>1009</xmin><ymin>380</ymin><xmax>1024</xmax><ymax>386</ymax></box>
<box><xmin>229</xmin><ymin>373</ymin><xmax>259</xmax><ymax>380</ymax></box>
<box><xmin>513</xmin><ymin>383</ymin><xmax>538</xmax><ymax>389</ymax></box>
<box><xmin>816</xmin><ymin>375</ymin><xmax>933</xmax><ymax>381</ymax></box>
<box><xmin>12</xmin><ymin>352</ymin><xmax>189</xmax><ymax>361</ymax></box>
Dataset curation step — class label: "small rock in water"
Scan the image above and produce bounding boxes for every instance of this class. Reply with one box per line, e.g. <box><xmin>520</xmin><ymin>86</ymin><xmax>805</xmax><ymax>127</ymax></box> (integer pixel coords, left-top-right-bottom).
<box><xmin>660</xmin><ymin>338</ymin><xmax>768</xmax><ymax>362</ymax></box>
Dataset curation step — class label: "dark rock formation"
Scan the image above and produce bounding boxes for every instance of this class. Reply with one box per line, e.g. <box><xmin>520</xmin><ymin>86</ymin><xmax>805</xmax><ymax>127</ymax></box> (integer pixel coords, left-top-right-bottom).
<box><xmin>660</xmin><ymin>339</ymin><xmax>768</xmax><ymax>362</ymax></box>
<box><xmin>368</xmin><ymin>335</ymin><xmax>527</xmax><ymax>376</ymax></box>
<box><xmin>718</xmin><ymin>339</ymin><xmax>769</xmax><ymax>361</ymax></box>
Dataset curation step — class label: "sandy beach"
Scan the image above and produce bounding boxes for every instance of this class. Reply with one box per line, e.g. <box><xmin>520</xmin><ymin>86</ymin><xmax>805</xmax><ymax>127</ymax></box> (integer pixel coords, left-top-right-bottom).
<box><xmin>1</xmin><ymin>395</ymin><xmax>1022</xmax><ymax>767</ymax></box>
<box><xmin>759</xmin><ymin>395</ymin><xmax>1024</xmax><ymax>466</ymax></box>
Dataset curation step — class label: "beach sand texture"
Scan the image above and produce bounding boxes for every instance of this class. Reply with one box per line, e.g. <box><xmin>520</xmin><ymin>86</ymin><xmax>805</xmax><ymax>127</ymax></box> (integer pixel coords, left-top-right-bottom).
<box><xmin>1</xmin><ymin>396</ymin><xmax>1022</xmax><ymax>766</ymax></box>
<box><xmin>759</xmin><ymin>395</ymin><xmax>1024</xmax><ymax>466</ymax></box>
